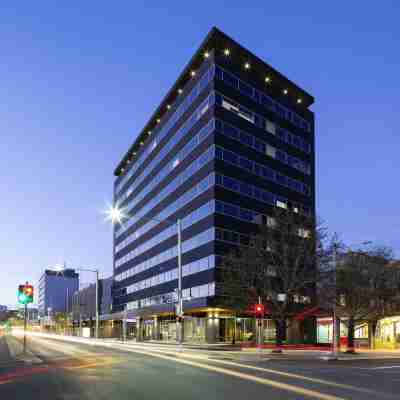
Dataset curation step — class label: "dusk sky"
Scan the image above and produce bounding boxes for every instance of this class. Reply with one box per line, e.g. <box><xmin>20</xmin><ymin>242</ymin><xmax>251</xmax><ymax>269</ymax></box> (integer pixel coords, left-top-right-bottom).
<box><xmin>1</xmin><ymin>2</ymin><xmax>399</xmax><ymax>306</ymax></box>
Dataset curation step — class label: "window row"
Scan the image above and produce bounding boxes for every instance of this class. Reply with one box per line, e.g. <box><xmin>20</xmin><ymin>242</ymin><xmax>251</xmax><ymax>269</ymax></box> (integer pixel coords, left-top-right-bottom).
<box><xmin>215</xmin><ymin>173</ymin><xmax>310</xmax><ymax>216</ymax></box>
<box><xmin>115</xmin><ymin>173</ymin><xmax>214</xmax><ymax>264</ymax></box>
<box><xmin>115</xmin><ymin>200</ymin><xmax>214</xmax><ymax>264</ymax></box>
<box><xmin>215</xmin><ymin>146</ymin><xmax>311</xmax><ymax>196</ymax></box>
<box><xmin>115</xmin><ymin>145</ymin><xmax>214</xmax><ymax>239</ymax></box>
<box><xmin>217</xmin><ymin>93</ymin><xmax>311</xmax><ymax>154</ymax></box>
<box><xmin>215</xmin><ymin>200</ymin><xmax>275</xmax><ymax>226</ymax></box>
<box><xmin>115</xmin><ymin>227</ymin><xmax>215</xmax><ymax>280</ymax></box>
<box><xmin>215</xmin><ymin>65</ymin><xmax>311</xmax><ymax>133</ymax></box>
<box><xmin>116</xmin><ymin>115</ymin><xmax>214</xmax><ymax>219</ymax></box>
<box><xmin>215</xmin><ymin>119</ymin><xmax>310</xmax><ymax>175</ymax></box>
<box><xmin>125</xmin><ymin>255</ymin><xmax>215</xmax><ymax>293</ymax></box>
<box><xmin>125</xmin><ymin>282</ymin><xmax>215</xmax><ymax>310</ymax></box>
<box><xmin>116</xmin><ymin>65</ymin><xmax>214</xmax><ymax>195</ymax></box>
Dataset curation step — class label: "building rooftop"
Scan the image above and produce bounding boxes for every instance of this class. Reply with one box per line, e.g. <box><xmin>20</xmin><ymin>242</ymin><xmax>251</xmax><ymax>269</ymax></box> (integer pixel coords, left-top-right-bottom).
<box><xmin>114</xmin><ymin>26</ymin><xmax>314</xmax><ymax>177</ymax></box>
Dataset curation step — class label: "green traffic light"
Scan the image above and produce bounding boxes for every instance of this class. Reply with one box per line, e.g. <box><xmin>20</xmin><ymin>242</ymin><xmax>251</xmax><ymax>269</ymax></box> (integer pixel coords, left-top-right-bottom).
<box><xmin>18</xmin><ymin>293</ymin><xmax>27</xmax><ymax>304</ymax></box>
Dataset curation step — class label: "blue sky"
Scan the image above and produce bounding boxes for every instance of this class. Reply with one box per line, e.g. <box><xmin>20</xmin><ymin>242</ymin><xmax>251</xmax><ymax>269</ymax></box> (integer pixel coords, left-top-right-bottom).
<box><xmin>1</xmin><ymin>2</ymin><xmax>399</xmax><ymax>305</ymax></box>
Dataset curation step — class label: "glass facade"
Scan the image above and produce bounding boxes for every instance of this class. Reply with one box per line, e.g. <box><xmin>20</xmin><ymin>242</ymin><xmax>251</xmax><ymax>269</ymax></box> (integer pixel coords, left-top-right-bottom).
<box><xmin>112</xmin><ymin>33</ymin><xmax>314</xmax><ymax>345</ymax></box>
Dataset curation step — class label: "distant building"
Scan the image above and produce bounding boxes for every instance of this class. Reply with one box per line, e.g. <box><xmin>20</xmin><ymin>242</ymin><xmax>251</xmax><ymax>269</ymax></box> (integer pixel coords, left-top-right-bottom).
<box><xmin>72</xmin><ymin>277</ymin><xmax>113</xmax><ymax>322</ymax></box>
<box><xmin>38</xmin><ymin>268</ymin><xmax>79</xmax><ymax>317</ymax></box>
<box><xmin>100</xmin><ymin>276</ymin><xmax>113</xmax><ymax>315</ymax></box>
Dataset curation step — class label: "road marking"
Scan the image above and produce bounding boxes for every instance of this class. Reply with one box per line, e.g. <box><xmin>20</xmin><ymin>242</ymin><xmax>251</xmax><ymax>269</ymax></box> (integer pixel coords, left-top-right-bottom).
<box><xmin>113</xmin><ymin>344</ymin><xmax>394</xmax><ymax>399</ymax></box>
<box><xmin>118</xmin><ymin>346</ymin><xmax>346</xmax><ymax>400</ymax></box>
<box><xmin>64</xmin><ymin>358</ymin><xmax>123</xmax><ymax>371</ymax></box>
<box><xmin>359</xmin><ymin>365</ymin><xmax>400</xmax><ymax>370</ymax></box>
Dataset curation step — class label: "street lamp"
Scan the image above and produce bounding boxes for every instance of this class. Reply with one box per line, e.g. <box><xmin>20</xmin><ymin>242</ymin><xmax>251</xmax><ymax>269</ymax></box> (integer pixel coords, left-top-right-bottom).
<box><xmin>107</xmin><ymin>205</ymin><xmax>184</xmax><ymax>345</ymax></box>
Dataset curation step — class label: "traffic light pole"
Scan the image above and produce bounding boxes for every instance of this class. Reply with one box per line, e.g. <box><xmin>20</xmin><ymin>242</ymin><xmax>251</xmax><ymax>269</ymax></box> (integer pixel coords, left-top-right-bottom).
<box><xmin>23</xmin><ymin>303</ymin><xmax>27</xmax><ymax>354</ymax></box>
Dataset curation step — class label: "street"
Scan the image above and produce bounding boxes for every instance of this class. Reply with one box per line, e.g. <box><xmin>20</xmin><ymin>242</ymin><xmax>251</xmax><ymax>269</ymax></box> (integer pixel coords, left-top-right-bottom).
<box><xmin>1</xmin><ymin>334</ymin><xmax>400</xmax><ymax>399</ymax></box>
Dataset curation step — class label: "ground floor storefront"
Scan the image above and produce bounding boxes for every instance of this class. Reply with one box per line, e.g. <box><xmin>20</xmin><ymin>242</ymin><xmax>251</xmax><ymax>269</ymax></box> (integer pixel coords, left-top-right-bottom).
<box><xmin>99</xmin><ymin>308</ymin><xmax>316</xmax><ymax>344</ymax></box>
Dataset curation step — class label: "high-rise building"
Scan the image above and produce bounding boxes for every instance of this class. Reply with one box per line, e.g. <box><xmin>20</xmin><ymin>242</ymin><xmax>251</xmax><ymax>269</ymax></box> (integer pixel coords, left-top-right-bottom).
<box><xmin>112</xmin><ymin>28</ymin><xmax>315</xmax><ymax>342</ymax></box>
<box><xmin>38</xmin><ymin>268</ymin><xmax>79</xmax><ymax>318</ymax></box>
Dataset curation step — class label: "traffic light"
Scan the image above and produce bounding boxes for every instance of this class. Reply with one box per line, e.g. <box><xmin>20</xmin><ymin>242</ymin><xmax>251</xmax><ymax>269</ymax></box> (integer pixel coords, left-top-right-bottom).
<box><xmin>24</xmin><ymin>285</ymin><xmax>34</xmax><ymax>304</ymax></box>
<box><xmin>17</xmin><ymin>283</ymin><xmax>34</xmax><ymax>305</ymax></box>
<box><xmin>255</xmin><ymin>303</ymin><xmax>264</xmax><ymax>319</ymax></box>
<box><xmin>18</xmin><ymin>285</ymin><xmax>26</xmax><ymax>304</ymax></box>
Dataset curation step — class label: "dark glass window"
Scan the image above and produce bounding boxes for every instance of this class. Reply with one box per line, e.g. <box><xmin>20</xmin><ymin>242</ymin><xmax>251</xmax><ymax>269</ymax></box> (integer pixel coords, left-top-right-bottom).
<box><xmin>240</xmin><ymin>209</ymin><xmax>253</xmax><ymax>221</ymax></box>
<box><xmin>239</xmin><ymin>157</ymin><xmax>253</xmax><ymax>171</ymax></box>
<box><xmin>223</xmin><ymin>71</ymin><xmax>238</xmax><ymax>88</ymax></box>
<box><xmin>223</xmin><ymin>203</ymin><xmax>238</xmax><ymax>217</ymax></box>
<box><xmin>223</xmin><ymin>176</ymin><xmax>239</xmax><ymax>191</ymax></box>
<box><xmin>239</xmin><ymin>131</ymin><xmax>253</xmax><ymax>146</ymax></box>
<box><xmin>238</xmin><ymin>80</ymin><xmax>254</xmax><ymax>98</ymax></box>
<box><xmin>254</xmin><ymin>139</ymin><xmax>266</xmax><ymax>153</ymax></box>
<box><xmin>223</xmin><ymin>150</ymin><xmax>239</xmax><ymax>165</ymax></box>
<box><xmin>240</xmin><ymin>182</ymin><xmax>252</xmax><ymax>196</ymax></box>
<box><xmin>224</xmin><ymin>124</ymin><xmax>239</xmax><ymax>140</ymax></box>
<box><xmin>276</xmin><ymin>173</ymin><xmax>287</xmax><ymax>185</ymax></box>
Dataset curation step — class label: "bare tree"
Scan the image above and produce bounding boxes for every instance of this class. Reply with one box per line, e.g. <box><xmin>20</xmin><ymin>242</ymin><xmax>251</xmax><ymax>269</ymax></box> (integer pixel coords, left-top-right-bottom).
<box><xmin>335</xmin><ymin>245</ymin><xmax>398</xmax><ymax>351</ymax></box>
<box><xmin>218</xmin><ymin>208</ymin><xmax>329</xmax><ymax>347</ymax></box>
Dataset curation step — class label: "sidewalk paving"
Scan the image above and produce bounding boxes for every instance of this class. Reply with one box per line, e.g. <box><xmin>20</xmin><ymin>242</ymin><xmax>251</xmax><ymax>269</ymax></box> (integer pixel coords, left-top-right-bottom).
<box><xmin>14</xmin><ymin>330</ymin><xmax>400</xmax><ymax>362</ymax></box>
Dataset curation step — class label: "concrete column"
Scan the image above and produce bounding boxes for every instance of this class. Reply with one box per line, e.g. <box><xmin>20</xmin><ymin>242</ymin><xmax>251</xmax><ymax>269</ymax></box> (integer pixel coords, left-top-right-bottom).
<box><xmin>206</xmin><ymin>316</ymin><xmax>219</xmax><ymax>343</ymax></box>
<box><xmin>136</xmin><ymin>318</ymin><xmax>143</xmax><ymax>342</ymax></box>
<box><xmin>153</xmin><ymin>317</ymin><xmax>161</xmax><ymax>340</ymax></box>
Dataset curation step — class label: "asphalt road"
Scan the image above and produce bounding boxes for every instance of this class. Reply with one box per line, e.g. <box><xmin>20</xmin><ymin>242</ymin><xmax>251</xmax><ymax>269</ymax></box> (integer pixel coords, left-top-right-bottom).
<box><xmin>1</xmin><ymin>334</ymin><xmax>400</xmax><ymax>400</ymax></box>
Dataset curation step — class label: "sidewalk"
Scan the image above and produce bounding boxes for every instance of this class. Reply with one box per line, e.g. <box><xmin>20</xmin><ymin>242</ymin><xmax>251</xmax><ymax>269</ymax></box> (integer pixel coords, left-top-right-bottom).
<box><xmin>14</xmin><ymin>330</ymin><xmax>400</xmax><ymax>362</ymax></box>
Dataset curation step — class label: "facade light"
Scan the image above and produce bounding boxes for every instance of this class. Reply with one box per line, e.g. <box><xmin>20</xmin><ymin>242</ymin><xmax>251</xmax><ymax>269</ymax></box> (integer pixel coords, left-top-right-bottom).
<box><xmin>190</xmin><ymin>70</ymin><xmax>196</xmax><ymax>77</ymax></box>
<box><xmin>156</xmin><ymin>118</ymin><xmax>160</xmax><ymax>123</ymax></box>
<box><xmin>121</xmin><ymin>168</ymin><xmax>125</xmax><ymax>172</ymax></box>
<box><xmin>265</xmin><ymin>76</ymin><xmax>271</xmax><ymax>83</ymax></box>
<box><xmin>140</xmin><ymin>141</ymin><xmax>144</xmax><ymax>146</ymax></box>
<box><xmin>223</xmin><ymin>48</ymin><xmax>230</xmax><ymax>56</ymax></box>
<box><xmin>283</xmin><ymin>89</ymin><xmax>288</xmax><ymax>95</ymax></box>
<box><xmin>133</xmin><ymin>152</ymin><xmax>137</xmax><ymax>156</ymax></box>
<box><xmin>166</xmin><ymin>104</ymin><xmax>171</xmax><ymax>110</ymax></box>
<box><xmin>178</xmin><ymin>88</ymin><xmax>183</xmax><ymax>94</ymax></box>
<box><xmin>297</xmin><ymin>98</ymin><xmax>302</xmax><ymax>104</ymax></box>
<box><xmin>204</xmin><ymin>51</ymin><xmax>210</xmax><ymax>58</ymax></box>
<box><xmin>148</xmin><ymin>130</ymin><xmax>152</xmax><ymax>135</ymax></box>
<box><xmin>244</xmin><ymin>62</ymin><xmax>251</xmax><ymax>70</ymax></box>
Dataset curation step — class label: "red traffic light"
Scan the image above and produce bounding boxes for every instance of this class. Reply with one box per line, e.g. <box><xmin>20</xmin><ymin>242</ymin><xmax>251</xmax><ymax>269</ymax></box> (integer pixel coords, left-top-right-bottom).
<box><xmin>255</xmin><ymin>303</ymin><xmax>264</xmax><ymax>318</ymax></box>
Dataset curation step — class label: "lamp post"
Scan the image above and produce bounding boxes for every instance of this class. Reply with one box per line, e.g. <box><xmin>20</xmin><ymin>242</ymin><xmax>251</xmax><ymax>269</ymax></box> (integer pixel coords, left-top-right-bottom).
<box><xmin>108</xmin><ymin>206</ymin><xmax>183</xmax><ymax>345</ymax></box>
